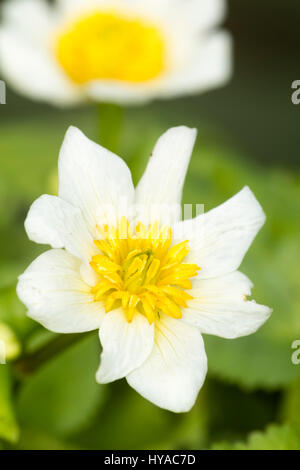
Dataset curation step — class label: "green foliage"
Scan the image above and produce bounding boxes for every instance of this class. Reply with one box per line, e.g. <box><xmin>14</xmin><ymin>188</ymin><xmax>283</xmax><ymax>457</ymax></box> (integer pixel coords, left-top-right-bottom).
<box><xmin>280</xmin><ymin>378</ymin><xmax>300</xmax><ymax>426</ymax></box>
<box><xmin>74</xmin><ymin>380</ymin><xmax>209</xmax><ymax>450</ymax></box>
<box><xmin>212</xmin><ymin>423</ymin><xmax>300</xmax><ymax>450</ymax></box>
<box><xmin>16</xmin><ymin>333</ymin><xmax>105</xmax><ymax>439</ymax></box>
<box><xmin>0</xmin><ymin>284</ymin><xmax>33</xmax><ymax>339</ymax></box>
<box><xmin>0</xmin><ymin>367</ymin><xmax>19</xmax><ymax>443</ymax></box>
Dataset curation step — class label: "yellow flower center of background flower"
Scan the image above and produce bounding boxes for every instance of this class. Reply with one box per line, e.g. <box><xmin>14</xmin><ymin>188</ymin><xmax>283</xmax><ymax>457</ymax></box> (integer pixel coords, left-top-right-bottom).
<box><xmin>55</xmin><ymin>11</ymin><xmax>166</xmax><ymax>84</ymax></box>
<box><xmin>90</xmin><ymin>218</ymin><xmax>200</xmax><ymax>324</ymax></box>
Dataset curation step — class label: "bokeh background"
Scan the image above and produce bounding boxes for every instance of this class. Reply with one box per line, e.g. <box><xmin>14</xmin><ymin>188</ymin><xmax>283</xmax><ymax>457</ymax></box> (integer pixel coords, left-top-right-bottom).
<box><xmin>0</xmin><ymin>0</ymin><xmax>300</xmax><ymax>450</ymax></box>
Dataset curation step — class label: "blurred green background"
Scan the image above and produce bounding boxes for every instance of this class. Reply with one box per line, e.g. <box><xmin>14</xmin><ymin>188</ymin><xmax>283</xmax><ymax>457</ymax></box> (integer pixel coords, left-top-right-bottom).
<box><xmin>0</xmin><ymin>0</ymin><xmax>300</xmax><ymax>450</ymax></box>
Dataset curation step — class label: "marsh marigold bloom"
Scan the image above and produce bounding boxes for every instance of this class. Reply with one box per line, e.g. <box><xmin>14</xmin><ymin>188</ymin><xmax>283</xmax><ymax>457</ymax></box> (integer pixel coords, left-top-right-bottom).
<box><xmin>0</xmin><ymin>0</ymin><xmax>232</xmax><ymax>105</ymax></box>
<box><xmin>17</xmin><ymin>126</ymin><xmax>271</xmax><ymax>412</ymax></box>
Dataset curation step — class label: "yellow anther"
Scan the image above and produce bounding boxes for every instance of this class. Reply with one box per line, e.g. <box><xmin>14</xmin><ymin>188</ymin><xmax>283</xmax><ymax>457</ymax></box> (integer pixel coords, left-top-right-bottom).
<box><xmin>56</xmin><ymin>11</ymin><xmax>166</xmax><ymax>85</ymax></box>
<box><xmin>90</xmin><ymin>218</ymin><xmax>200</xmax><ymax>324</ymax></box>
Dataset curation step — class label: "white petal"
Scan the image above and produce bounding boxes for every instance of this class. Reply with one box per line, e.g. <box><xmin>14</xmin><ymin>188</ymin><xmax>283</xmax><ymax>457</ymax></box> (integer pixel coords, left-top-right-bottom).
<box><xmin>56</xmin><ymin>0</ymin><xmax>110</xmax><ymax>16</ymax></box>
<box><xmin>0</xmin><ymin>27</ymin><xmax>81</xmax><ymax>106</ymax></box>
<box><xmin>25</xmin><ymin>195</ymin><xmax>96</xmax><ymax>261</ymax></box>
<box><xmin>114</xmin><ymin>0</ymin><xmax>225</xmax><ymax>31</ymax></box>
<box><xmin>174</xmin><ymin>186</ymin><xmax>266</xmax><ymax>279</ymax></box>
<box><xmin>96</xmin><ymin>310</ymin><xmax>154</xmax><ymax>384</ymax></box>
<box><xmin>58</xmin><ymin>127</ymin><xmax>135</xmax><ymax>232</ymax></box>
<box><xmin>158</xmin><ymin>32</ymin><xmax>232</xmax><ymax>98</ymax></box>
<box><xmin>135</xmin><ymin>126</ymin><xmax>197</xmax><ymax>226</ymax></box>
<box><xmin>127</xmin><ymin>315</ymin><xmax>207</xmax><ymax>413</ymax></box>
<box><xmin>171</xmin><ymin>0</ymin><xmax>226</xmax><ymax>32</ymax></box>
<box><xmin>86</xmin><ymin>80</ymin><xmax>157</xmax><ymax>105</ymax></box>
<box><xmin>183</xmin><ymin>272</ymin><xmax>272</xmax><ymax>339</ymax></box>
<box><xmin>2</xmin><ymin>0</ymin><xmax>54</xmax><ymax>41</ymax></box>
<box><xmin>57</xmin><ymin>0</ymin><xmax>171</xmax><ymax>20</ymax></box>
<box><xmin>17</xmin><ymin>249</ymin><xmax>104</xmax><ymax>333</ymax></box>
<box><xmin>24</xmin><ymin>195</ymin><xmax>97</xmax><ymax>285</ymax></box>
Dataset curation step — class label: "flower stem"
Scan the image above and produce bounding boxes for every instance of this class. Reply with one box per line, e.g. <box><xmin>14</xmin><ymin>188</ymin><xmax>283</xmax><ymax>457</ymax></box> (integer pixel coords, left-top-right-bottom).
<box><xmin>98</xmin><ymin>103</ymin><xmax>124</xmax><ymax>154</ymax></box>
<box><xmin>13</xmin><ymin>331</ymin><xmax>95</xmax><ymax>377</ymax></box>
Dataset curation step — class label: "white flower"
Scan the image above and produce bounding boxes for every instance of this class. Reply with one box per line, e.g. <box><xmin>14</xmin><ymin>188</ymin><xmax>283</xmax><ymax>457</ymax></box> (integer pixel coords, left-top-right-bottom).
<box><xmin>17</xmin><ymin>125</ymin><xmax>271</xmax><ymax>412</ymax></box>
<box><xmin>0</xmin><ymin>0</ymin><xmax>232</xmax><ymax>106</ymax></box>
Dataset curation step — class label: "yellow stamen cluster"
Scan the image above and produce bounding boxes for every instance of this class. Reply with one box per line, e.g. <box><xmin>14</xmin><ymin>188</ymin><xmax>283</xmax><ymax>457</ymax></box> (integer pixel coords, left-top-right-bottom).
<box><xmin>90</xmin><ymin>218</ymin><xmax>200</xmax><ymax>324</ymax></box>
<box><xmin>56</xmin><ymin>11</ymin><xmax>166</xmax><ymax>84</ymax></box>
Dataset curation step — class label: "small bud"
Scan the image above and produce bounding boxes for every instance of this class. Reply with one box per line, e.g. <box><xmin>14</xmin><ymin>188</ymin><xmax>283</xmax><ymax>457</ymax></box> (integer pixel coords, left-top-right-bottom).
<box><xmin>0</xmin><ymin>322</ymin><xmax>21</xmax><ymax>363</ymax></box>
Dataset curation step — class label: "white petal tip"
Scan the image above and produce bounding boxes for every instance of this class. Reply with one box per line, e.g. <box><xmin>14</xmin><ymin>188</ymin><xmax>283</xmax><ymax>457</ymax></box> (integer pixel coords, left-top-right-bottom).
<box><xmin>167</xmin><ymin>126</ymin><xmax>198</xmax><ymax>140</ymax></box>
<box><xmin>95</xmin><ymin>370</ymin><xmax>108</xmax><ymax>385</ymax></box>
<box><xmin>241</xmin><ymin>185</ymin><xmax>267</xmax><ymax>223</ymax></box>
<box><xmin>64</xmin><ymin>125</ymin><xmax>84</xmax><ymax>140</ymax></box>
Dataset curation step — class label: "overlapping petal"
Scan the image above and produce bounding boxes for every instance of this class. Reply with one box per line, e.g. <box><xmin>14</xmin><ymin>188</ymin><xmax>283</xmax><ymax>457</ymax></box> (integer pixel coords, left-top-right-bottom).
<box><xmin>127</xmin><ymin>315</ymin><xmax>207</xmax><ymax>412</ymax></box>
<box><xmin>17</xmin><ymin>249</ymin><xmax>104</xmax><ymax>333</ymax></box>
<box><xmin>183</xmin><ymin>271</ymin><xmax>272</xmax><ymax>339</ymax></box>
<box><xmin>25</xmin><ymin>195</ymin><xmax>96</xmax><ymax>261</ymax></box>
<box><xmin>96</xmin><ymin>309</ymin><xmax>154</xmax><ymax>383</ymax></box>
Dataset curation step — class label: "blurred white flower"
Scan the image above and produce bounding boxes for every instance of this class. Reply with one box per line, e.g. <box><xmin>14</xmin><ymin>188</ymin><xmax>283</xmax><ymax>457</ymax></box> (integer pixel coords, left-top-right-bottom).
<box><xmin>0</xmin><ymin>0</ymin><xmax>232</xmax><ymax>106</ymax></box>
<box><xmin>17</xmin><ymin>125</ymin><xmax>271</xmax><ymax>412</ymax></box>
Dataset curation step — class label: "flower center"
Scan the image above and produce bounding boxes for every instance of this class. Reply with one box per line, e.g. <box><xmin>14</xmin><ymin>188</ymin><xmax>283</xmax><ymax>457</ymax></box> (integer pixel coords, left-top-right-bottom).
<box><xmin>55</xmin><ymin>10</ymin><xmax>166</xmax><ymax>84</ymax></box>
<box><xmin>90</xmin><ymin>218</ymin><xmax>200</xmax><ymax>324</ymax></box>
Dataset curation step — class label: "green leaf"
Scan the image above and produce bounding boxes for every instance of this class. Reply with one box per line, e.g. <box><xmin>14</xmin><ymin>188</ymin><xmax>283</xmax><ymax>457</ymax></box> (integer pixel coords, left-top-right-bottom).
<box><xmin>280</xmin><ymin>378</ymin><xmax>300</xmax><ymax>426</ymax></box>
<box><xmin>74</xmin><ymin>379</ymin><xmax>209</xmax><ymax>450</ymax></box>
<box><xmin>0</xmin><ymin>366</ymin><xmax>19</xmax><ymax>443</ymax></box>
<box><xmin>0</xmin><ymin>285</ymin><xmax>34</xmax><ymax>339</ymax></box>
<box><xmin>16</xmin><ymin>428</ymin><xmax>82</xmax><ymax>450</ymax></box>
<box><xmin>0</xmin><ymin>262</ymin><xmax>23</xmax><ymax>291</ymax></box>
<box><xmin>212</xmin><ymin>424</ymin><xmax>300</xmax><ymax>450</ymax></box>
<box><xmin>16</xmin><ymin>333</ymin><xmax>106</xmax><ymax>439</ymax></box>
<box><xmin>76</xmin><ymin>380</ymin><xmax>176</xmax><ymax>450</ymax></box>
<box><xmin>204</xmin><ymin>378</ymin><xmax>279</xmax><ymax>444</ymax></box>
